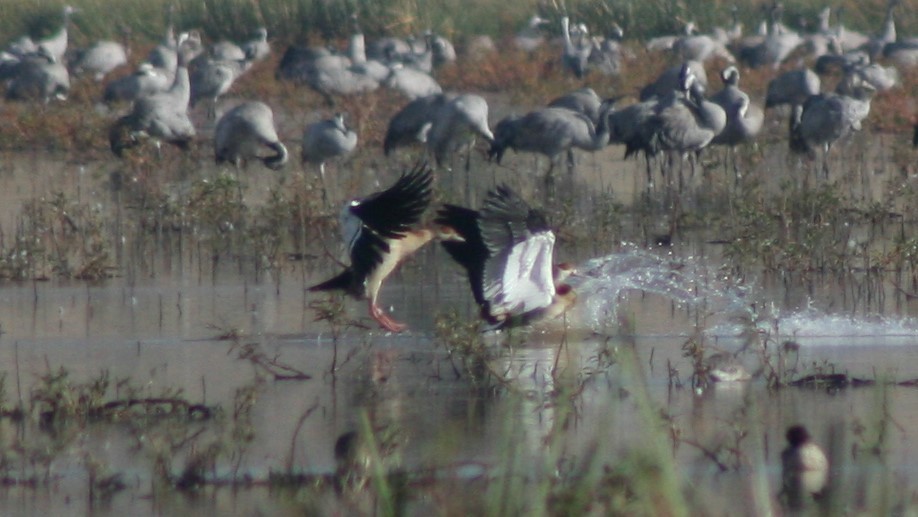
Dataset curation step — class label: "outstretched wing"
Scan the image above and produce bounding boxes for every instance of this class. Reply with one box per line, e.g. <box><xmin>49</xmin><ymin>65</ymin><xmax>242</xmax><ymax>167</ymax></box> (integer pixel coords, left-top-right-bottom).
<box><xmin>347</xmin><ymin>161</ymin><xmax>433</xmax><ymax>286</ymax></box>
<box><xmin>435</xmin><ymin>204</ymin><xmax>487</xmax><ymax>307</ymax></box>
<box><xmin>350</xmin><ymin>161</ymin><xmax>433</xmax><ymax>238</ymax></box>
<box><xmin>479</xmin><ymin>186</ymin><xmax>556</xmax><ymax>317</ymax></box>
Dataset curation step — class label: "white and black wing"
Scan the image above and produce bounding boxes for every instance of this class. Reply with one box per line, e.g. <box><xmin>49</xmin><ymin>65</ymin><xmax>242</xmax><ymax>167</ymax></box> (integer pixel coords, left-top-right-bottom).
<box><xmin>479</xmin><ymin>185</ymin><xmax>556</xmax><ymax>318</ymax></box>
<box><xmin>346</xmin><ymin>161</ymin><xmax>433</xmax><ymax>282</ymax></box>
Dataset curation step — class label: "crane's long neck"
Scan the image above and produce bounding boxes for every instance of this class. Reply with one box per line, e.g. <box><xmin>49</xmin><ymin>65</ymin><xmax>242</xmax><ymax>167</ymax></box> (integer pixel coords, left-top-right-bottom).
<box><xmin>591</xmin><ymin>109</ymin><xmax>612</xmax><ymax>149</ymax></box>
<box><xmin>562</xmin><ymin>17</ymin><xmax>574</xmax><ymax>50</ymax></box>
<box><xmin>349</xmin><ymin>32</ymin><xmax>367</xmax><ymax>64</ymax></box>
<box><xmin>881</xmin><ymin>2</ymin><xmax>897</xmax><ymax>43</ymax></box>
<box><xmin>169</xmin><ymin>65</ymin><xmax>190</xmax><ymax>109</ymax></box>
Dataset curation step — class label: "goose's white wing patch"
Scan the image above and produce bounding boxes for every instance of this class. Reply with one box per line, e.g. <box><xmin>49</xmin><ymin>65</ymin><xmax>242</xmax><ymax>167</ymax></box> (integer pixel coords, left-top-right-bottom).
<box><xmin>484</xmin><ymin>231</ymin><xmax>555</xmax><ymax>317</ymax></box>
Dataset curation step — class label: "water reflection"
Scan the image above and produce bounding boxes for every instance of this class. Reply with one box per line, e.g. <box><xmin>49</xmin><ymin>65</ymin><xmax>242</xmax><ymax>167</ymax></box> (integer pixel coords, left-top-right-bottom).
<box><xmin>0</xmin><ymin>138</ymin><xmax>917</xmax><ymax>514</ymax></box>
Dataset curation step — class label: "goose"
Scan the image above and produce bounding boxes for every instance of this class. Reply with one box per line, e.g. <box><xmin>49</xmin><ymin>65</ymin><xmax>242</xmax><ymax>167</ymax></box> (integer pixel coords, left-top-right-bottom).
<box><xmin>435</xmin><ymin>185</ymin><xmax>576</xmax><ymax>328</ymax></box>
<box><xmin>308</xmin><ymin>163</ymin><xmax>454</xmax><ymax>333</ymax></box>
<box><xmin>781</xmin><ymin>425</ymin><xmax>829</xmax><ymax>510</ymax></box>
<box><xmin>214</xmin><ymin>101</ymin><xmax>288</xmax><ymax>170</ymax></box>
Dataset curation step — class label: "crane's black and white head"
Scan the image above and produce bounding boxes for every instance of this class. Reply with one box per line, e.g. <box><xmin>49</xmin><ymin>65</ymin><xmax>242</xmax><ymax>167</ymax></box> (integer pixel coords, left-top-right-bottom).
<box><xmin>333</xmin><ymin>112</ymin><xmax>349</xmax><ymax>133</ymax></box>
<box><xmin>721</xmin><ymin>66</ymin><xmax>740</xmax><ymax>86</ymax></box>
<box><xmin>679</xmin><ymin>63</ymin><xmax>696</xmax><ymax>94</ymax></box>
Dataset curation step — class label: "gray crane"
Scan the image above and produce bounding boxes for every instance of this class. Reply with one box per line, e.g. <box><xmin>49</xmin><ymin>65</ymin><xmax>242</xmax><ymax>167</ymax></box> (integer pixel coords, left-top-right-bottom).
<box><xmin>548</xmin><ymin>87</ymin><xmax>605</xmax><ymax>125</ymax></box>
<box><xmin>241</xmin><ymin>28</ymin><xmax>271</xmax><ymax>62</ymax></box>
<box><xmin>673</xmin><ymin>21</ymin><xmax>736</xmax><ymax>64</ymax></box>
<box><xmin>385</xmin><ymin>63</ymin><xmax>442</xmax><ymax>100</ymax></box>
<box><xmin>210</xmin><ymin>41</ymin><xmax>246</xmax><ymax>62</ymax></box>
<box><xmin>5</xmin><ymin>46</ymin><xmax>70</xmax><ymax>102</ymax></box>
<box><xmin>608</xmin><ymin>96</ymin><xmax>663</xmax><ymax>188</ymax></box>
<box><xmin>104</xmin><ymin>30</ymin><xmax>202</xmax><ymax>104</ymax></box>
<box><xmin>561</xmin><ymin>16</ymin><xmax>592</xmax><ymax>78</ymax></box>
<box><xmin>214</xmin><ymin>101</ymin><xmax>288</xmax><ymax>170</ymax></box>
<box><xmin>109</xmin><ymin>34</ymin><xmax>198</xmax><ymax>157</ymax></box>
<box><xmin>739</xmin><ymin>2</ymin><xmax>804</xmax><ymax>69</ymax></box>
<box><xmin>71</xmin><ymin>28</ymin><xmax>130</xmax><ymax>81</ymax></box>
<box><xmin>514</xmin><ymin>15</ymin><xmax>548</xmax><ymax>53</ymax></box>
<box><xmin>190</xmin><ymin>54</ymin><xmax>252</xmax><ymax>119</ymax></box>
<box><xmin>146</xmin><ymin>8</ymin><xmax>180</xmax><ymax>73</ymax></box>
<box><xmin>302</xmin><ymin>113</ymin><xmax>358</xmax><ymax>203</ymax></box>
<box><xmin>640</xmin><ymin>60</ymin><xmax>707</xmax><ymax>101</ymax></box>
<box><xmin>383</xmin><ymin>93</ymin><xmax>450</xmax><ymax>155</ymax></box>
<box><xmin>836</xmin><ymin>56</ymin><xmax>898</xmax><ymax>95</ymax></box>
<box><xmin>426</xmin><ymin>93</ymin><xmax>494</xmax><ymax>171</ymax></box>
<box><xmin>103</xmin><ymin>63</ymin><xmax>172</xmax><ymax>104</ymax></box>
<box><xmin>644</xmin><ymin>64</ymin><xmax>727</xmax><ymax>189</ymax></box>
<box><xmin>709</xmin><ymin>66</ymin><xmax>764</xmax><ymax>181</ymax></box>
<box><xmin>588</xmin><ymin>24</ymin><xmax>629</xmax><ymax>76</ymax></box>
<box><xmin>300</xmin><ymin>53</ymin><xmax>380</xmax><ymax>106</ymax></box>
<box><xmin>489</xmin><ymin>102</ymin><xmax>614</xmax><ymax>191</ymax></box>
<box><xmin>789</xmin><ymin>75</ymin><xmax>876</xmax><ymax>179</ymax></box>
<box><xmin>766</xmin><ymin>68</ymin><xmax>821</xmax><ymax>109</ymax></box>
<box><xmin>34</xmin><ymin>5</ymin><xmax>78</xmax><ymax>63</ymax></box>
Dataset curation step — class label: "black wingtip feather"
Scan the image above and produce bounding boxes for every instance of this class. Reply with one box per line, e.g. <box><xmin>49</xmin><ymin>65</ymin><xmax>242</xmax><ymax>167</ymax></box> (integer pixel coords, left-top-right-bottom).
<box><xmin>308</xmin><ymin>269</ymin><xmax>355</xmax><ymax>293</ymax></box>
<box><xmin>435</xmin><ymin>204</ymin><xmax>488</xmax><ymax>307</ymax></box>
<box><xmin>350</xmin><ymin>161</ymin><xmax>433</xmax><ymax>239</ymax></box>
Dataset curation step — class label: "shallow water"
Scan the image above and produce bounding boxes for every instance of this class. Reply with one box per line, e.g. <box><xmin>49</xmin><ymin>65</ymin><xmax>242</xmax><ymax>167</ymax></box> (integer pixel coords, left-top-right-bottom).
<box><xmin>0</xmin><ymin>120</ymin><xmax>917</xmax><ymax>515</ymax></box>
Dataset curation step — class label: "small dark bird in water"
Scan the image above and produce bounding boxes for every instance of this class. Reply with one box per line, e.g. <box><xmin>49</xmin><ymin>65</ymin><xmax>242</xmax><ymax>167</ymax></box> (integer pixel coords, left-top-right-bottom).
<box><xmin>781</xmin><ymin>425</ymin><xmax>829</xmax><ymax>510</ymax></box>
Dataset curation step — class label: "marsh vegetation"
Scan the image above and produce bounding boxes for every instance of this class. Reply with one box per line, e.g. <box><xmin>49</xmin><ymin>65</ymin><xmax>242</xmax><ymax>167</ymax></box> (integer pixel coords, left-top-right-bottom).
<box><xmin>0</xmin><ymin>0</ymin><xmax>916</xmax><ymax>515</ymax></box>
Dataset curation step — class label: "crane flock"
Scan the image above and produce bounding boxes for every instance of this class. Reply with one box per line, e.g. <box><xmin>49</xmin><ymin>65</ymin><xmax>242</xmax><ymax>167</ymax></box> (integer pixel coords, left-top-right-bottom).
<box><xmin>1</xmin><ymin>3</ymin><xmax>916</xmax><ymax>328</ymax></box>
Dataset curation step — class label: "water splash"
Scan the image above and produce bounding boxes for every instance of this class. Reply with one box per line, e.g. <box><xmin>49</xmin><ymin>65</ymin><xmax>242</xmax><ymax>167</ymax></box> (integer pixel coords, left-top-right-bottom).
<box><xmin>763</xmin><ymin>309</ymin><xmax>918</xmax><ymax>347</ymax></box>
<box><xmin>570</xmin><ymin>247</ymin><xmax>918</xmax><ymax>345</ymax></box>
<box><xmin>571</xmin><ymin>246</ymin><xmax>749</xmax><ymax>330</ymax></box>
